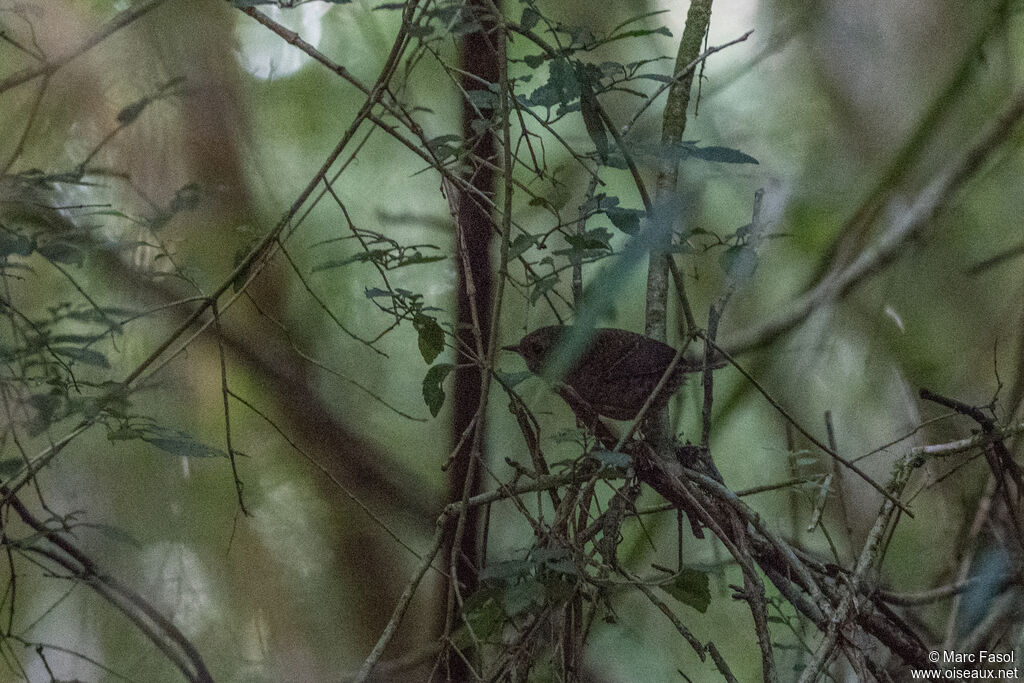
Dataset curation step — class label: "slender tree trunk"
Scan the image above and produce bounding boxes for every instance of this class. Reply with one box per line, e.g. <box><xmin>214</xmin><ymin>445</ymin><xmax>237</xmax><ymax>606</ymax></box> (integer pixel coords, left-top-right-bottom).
<box><xmin>438</xmin><ymin>0</ymin><xmax>499</xmax><ymax>676</ymax></box>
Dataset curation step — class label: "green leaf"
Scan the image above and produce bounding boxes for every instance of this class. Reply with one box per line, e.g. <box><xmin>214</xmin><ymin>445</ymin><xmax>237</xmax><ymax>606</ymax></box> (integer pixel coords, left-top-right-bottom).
<box><xmin>529</xmin><ymin>181</ymin><xmax>572</xmax><ymax>211</ymax></box>
<box><xmin>480</xmin><ymin>559</ymin><xmax>532</xmax><ymax>582</ymax></box>
<box><xmin>52</xmin><ymin>346</ymin><xmax>109</xmax><ymax>368</ymax></box>
<box><xmin>719</xmin><ymin>244</ymin><xmax>759</xmax><ymax>280</ymax></box>
<box><xmin>169</xmin><ymin>183</ymin><xmax>201</xmax><ymax>213</ymax></box>
<box><xmin>496</xmin><ymin>370</ymin><xmax>532</xmax><ymax>388</ymax></box>
<box><xmin>413</xmin><ymin>314</ymin><xmax>445</xmax><ymax>364</ymax></box>
<box><xmin>0</xmin><ymin>458</ymin><xmax>24</xmax><ymax>480</ymax></box>
<box><xmin>406</xmin><ymin>23</ymin><xmax>434</xmax><ymax>38</ymax></box>
<box><xmin>231</xmin><ymin>239</ymin><xmax>259</xmax><ymax>292</ymax></box>
<box><xmin>37</xmin><ymin>242</ymin><xmax>84</xmax><ymax>267</ymax></box>
<box><xmin>564</xmin><ymin>228</ymin><xmax>613</xmax><ymax>252</ymax></box>
<box><xmin>108</xmin><ymin>427</ymin><xmax>144</xmax><ymax>441</ymax></box>
<box><xmin>422</xmin><ymin>363</ymin><xmax>454</xmax><ymax>417</ymax></box>
<box><xmin>144</xmin><ymin>433</ymin><xmax>225</xmax><ymax>458</ymax></box>
<box><xmin>523</xmin><ymin>54</ymin><xmax>545</xmax><ymax>69</ymax></box>
<box><xmin>509</xmin><ymin>233</ymin><xmax>539</xmax><ymax>260</ymax></box>
<box><xmin>528</xmin><ymin>273</ymin><xmax>558</xmax><ymax>304</ymax></box>
<box><xmin>116</xmin><ymin>98</ymin><xmax>151</xmax><ymax>125</ymax></box>
<box><xmin>502</xmin><ymin>578</ymin><xmax>547</xmax><ymax>617</ymax></box>
<box><xmin>528</xmin><ymin>59</ymin><xmax>579</xmax><ymax>107</ymax></box>
<box><xmin>520</xmin><ymin>6</ymin><xmax>540</xmax><ymax>30</ymax></box>
<box><xmin>0</xmin><ymin>233</ymin><xmax>34</xmax><ymax>258</ymax></box>
<box><xmin>90</xmin><ymin>523</ymin><xmax>143</xmax><ymax>549</ymax></box>
<box><xmin>608</xmin><ymin>26</ymin><xmax>672</xmax><ymax>41</ymax></box>
<box><xmin>426</xmin><ymin>134</ymin><xmax>462</xmax><ymax>161</ymax></box>
<box><xmin>579</xmin><ymin>85</ymin><xmax>608</xmax><ymax>162</ymax></box>
<box><xmin>466</xmin><ymin>88</ymin><xmax>498</xmax><ymax>110</ymax></box>
<box><xmin>454</xmin><ymin>589</ymin><xmax>504</xmax><ymax>647</ymax></box>
<box><xmin>636</xmin><ymin>73</ymin><xmax>672</xmax><ymax>83</ymax></box>
<box><xmin>661</xmin><ymin>568</ymin><xmax>711</xmax><ymax>613</ymax></box>
<box><xmin>26</xmin><ymin>393</ymin><xmax>61</xmax><ymax>434</ymax></box>
<box><xmin>689</xmin><ymin>145</ymin><xmax>759</xmax><ymax>165</ymax></box>
<box><xmin>606</xmin><ymin>207</ymin><xmax>644</xmax><ymax>235</ymax></box>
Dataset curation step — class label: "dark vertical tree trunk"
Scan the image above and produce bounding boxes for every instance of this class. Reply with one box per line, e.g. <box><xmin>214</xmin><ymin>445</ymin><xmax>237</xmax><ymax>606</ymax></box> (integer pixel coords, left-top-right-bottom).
<box><xmin>438</xmin><ymin>0</ymin><xmax>500</xmax><ymax>676</ymax></box>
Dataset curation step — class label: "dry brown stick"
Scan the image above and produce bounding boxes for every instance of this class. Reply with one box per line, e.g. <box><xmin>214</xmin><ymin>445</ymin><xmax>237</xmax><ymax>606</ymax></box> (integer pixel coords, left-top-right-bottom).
<box><xmin>797</xmin><ymin>463</ymin><xmax>913</xmax><ymax>682</ymax></box>
<box><xmin>633</xmin><ymin>580</ymin><xmax>707</xmax><ymax>659</ymax></box>
<box><xmin>683</xmin><ymin>468</ymin><xmax>931</xmax><ymax>671</ymax></box>
<box><xmin>732</xmin><ymin>513</ymin><xmax>779</xmax><ymax>682</ymax></box>
<box><xmin>707</xmin><ymin>641</ymin><xmax>740</xmax><ymax>683</ymax></box>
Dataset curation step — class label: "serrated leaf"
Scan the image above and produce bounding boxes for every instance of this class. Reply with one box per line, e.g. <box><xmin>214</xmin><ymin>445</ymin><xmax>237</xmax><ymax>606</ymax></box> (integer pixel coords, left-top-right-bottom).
<box><xmin>422</xmin><ymin>363</ymin><xmax>454</xmax><ymax>417</ymax></box>
<box><xmin>661</xmin><ymin>568</ymin><xmax>711</xmax><ymax>613</ymax></box>
<box><xmin>413</xmin><ymin>314</ymin><xmax>445</xmax><ymax>364</ymax></box>
<box><xmin>523</xmin><ymin>54</ymin><xmax>545</xmax><ymax>68</ymax></box>
<box><xmin>528</xmin><ymin>274</ymin><xmax>558</xmax><ymax>304</ymax></box>
<box><xmin>509</xmin><ymin>233</ymin><xmax>539</xmax><ymax>260</ymax></box>
<box><xmin>528</xmin><ymin>59</ymin><xmax>579</xmax><ymax>107</ymax></box>
<box><xmin>520</xmin><ymin>6</ymin><xmax>540</xmax><ymax>30</ymax></box>
<box><xmin>564</xmin><ymin>228</ymin><xmax>612</xmax><ymax>251</ymax></box>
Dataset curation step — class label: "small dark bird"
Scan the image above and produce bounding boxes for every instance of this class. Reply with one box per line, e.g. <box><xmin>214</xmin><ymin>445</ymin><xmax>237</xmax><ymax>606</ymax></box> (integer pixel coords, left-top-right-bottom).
<box><xmin>503</xmin><ymin>326</ymin><xmax>713</xmax><ymax>420</ymax></box>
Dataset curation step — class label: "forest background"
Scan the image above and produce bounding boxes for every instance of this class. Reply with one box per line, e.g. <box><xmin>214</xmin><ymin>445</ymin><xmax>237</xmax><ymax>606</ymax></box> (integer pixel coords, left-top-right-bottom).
<box><xmin>1</xmin><ymin>1</ymin><xmax>1024</xmax><ymax>681</ymax></box>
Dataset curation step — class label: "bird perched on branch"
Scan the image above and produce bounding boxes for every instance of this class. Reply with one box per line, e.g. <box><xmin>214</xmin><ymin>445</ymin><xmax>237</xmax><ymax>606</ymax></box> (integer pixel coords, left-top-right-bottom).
<box><xmin>503</xmin><ymin>326</ymin><xmax>718</xmax><ymax>421</ymax></box>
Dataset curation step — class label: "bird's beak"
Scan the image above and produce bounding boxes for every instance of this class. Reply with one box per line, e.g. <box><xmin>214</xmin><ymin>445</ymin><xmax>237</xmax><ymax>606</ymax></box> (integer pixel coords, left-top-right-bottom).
<box><xmin>501</xmin><ymin>343</ymin><xmax>520</xmax><ymax>353</ymax></box>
